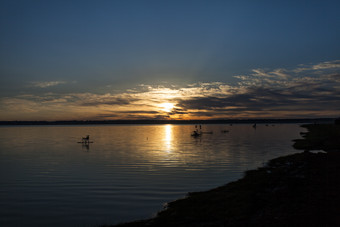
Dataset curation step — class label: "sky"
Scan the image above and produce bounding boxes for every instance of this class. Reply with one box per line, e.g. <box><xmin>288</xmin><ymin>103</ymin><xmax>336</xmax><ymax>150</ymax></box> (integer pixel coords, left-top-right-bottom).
<box><xmin>1</xmin><ymin>0</ymin><xmax>340</xmax><ymax>121</ymax></box>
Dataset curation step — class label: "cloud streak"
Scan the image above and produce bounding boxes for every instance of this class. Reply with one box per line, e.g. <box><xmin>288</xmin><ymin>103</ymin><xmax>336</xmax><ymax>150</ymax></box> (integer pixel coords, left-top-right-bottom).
<box><xmin>30</xmin><ymin>81</ymin><xmax>67</xmax><ymax>88</ymax></box>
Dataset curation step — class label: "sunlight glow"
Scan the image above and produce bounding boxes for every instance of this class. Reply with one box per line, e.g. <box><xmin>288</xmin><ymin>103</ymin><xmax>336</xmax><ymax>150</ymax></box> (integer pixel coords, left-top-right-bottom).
<box><xmin>160</xmin><ymin>102</ymin><xmax>175</xmax><ymax>112</ymax></box>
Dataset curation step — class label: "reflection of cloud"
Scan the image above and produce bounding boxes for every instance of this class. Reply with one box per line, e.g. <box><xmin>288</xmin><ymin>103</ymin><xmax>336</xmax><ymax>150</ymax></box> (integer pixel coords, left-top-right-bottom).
<box><xmin>1</xmin><ymin>60</ymin><xmax>340</xmax><ymax>120</ymax></box>
<box><xmin>31</xmin><ymin>81</ymin><xmax>67</xmax><ymax>88</ymax></box>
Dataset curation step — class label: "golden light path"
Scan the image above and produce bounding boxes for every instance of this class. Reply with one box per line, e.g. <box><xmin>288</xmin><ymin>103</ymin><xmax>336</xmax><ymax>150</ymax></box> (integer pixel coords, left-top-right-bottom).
<box><xmin>164</xmin><ymin>124</ymin><xmax>173</xmax><ymax>152</ymax></box>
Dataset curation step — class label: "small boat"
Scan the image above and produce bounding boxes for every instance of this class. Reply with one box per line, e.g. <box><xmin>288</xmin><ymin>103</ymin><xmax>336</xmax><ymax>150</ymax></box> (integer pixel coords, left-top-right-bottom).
<box><xmin>221</xmin><ymin>130</ymin><xmax>229</xmax><ymax>133</ymax></box>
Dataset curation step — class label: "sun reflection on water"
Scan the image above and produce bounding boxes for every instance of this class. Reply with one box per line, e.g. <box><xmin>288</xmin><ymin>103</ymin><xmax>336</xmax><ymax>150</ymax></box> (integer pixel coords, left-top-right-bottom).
<box><xmin>164</xmin><ymin>124</ymin><xmax>172</xmax><ymax>152</ymax></box>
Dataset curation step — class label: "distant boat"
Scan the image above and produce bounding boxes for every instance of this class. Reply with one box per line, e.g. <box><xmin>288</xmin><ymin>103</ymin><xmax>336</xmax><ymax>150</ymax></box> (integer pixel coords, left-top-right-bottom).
<box><xmin>221</xmin><ymin>130</ymin><xmax>229</xmax><ymax>133</ymax></box>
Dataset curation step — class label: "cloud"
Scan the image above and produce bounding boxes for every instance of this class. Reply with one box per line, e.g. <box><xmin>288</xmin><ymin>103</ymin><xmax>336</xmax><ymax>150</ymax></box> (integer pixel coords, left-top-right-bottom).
<box><xmin>172</xmin><ymin>60</ymin><xmax>340</xmax><ymax>118</ymax></box>
<box><xmin>116</xmin><ymin>110</ymin><xmax>159</xmax><ymax>114</ymax></box>
<box><xmin>30</xmin><ymin>81</ymin><xmax>67</xmax><ymax>88</ymax></box>
<box><xmin>78</xmin><ymin>94</ymin><xmax>138</xmax><ymax>106</ymax></box>
<box><xmin>294</xmin><ymin>60</ymin><xmax>340</xmax><ymax>73</ymax></box>
<box><xmin>323</xmin><ymin>73</ymin><xmax>340</xmax><ymax>82</ymax></box>
<box><xmin>312</xmin><ymin>60</ymin><xmax>340</xmax><ymax>70</ymax></box>
<box><xmin>1</xmin><ymin>60</ymin><xmax>340</xmax><ymax>120</ymax></box>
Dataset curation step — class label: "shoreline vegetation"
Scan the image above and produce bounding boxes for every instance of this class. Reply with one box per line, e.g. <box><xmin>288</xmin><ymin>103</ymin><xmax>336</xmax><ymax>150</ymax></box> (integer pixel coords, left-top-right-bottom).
<box><xmin>0</xmin><ymin>118</ymin><xmax>335</xmax><ymax>125</ymax></box>
<box><xmin>107</xmin><ymin>122</ymin><xmax>340</xmax><ymax>227</ymax></box>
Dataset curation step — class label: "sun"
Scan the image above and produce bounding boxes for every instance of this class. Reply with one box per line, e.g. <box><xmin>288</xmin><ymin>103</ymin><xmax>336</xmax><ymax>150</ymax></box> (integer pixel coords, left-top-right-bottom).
<box><xmin>160</xmin><ymin>102</ymin><xmax>175</xmax><ymax>112</ymax></box>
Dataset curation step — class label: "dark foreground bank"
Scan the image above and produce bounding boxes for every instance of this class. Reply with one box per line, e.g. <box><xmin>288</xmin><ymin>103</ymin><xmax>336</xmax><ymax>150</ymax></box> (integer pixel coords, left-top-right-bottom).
<box><xmin>108</xmin><ymin>124</ymin><xmax>340</xmax><ymax>227</ymax></box>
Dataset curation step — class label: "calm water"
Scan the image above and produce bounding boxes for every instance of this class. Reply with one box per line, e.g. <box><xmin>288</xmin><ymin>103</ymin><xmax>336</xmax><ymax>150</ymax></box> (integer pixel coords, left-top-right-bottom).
<box><xmin>0</xmin><ymin>124</ymin><xmax>305</xmax><ymax>226</ymax></box>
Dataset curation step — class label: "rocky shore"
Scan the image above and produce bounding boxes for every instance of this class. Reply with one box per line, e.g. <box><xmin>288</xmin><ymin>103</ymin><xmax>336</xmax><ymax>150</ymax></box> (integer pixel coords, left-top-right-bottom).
<box><xmin>109</xmin><ymin>124</ymin><xmax>340</xmax><ymax>227</ymax></box>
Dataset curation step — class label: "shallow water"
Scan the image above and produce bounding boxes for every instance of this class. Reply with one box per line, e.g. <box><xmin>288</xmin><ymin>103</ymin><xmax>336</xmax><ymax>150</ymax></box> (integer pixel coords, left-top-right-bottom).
<box><xmin>0</xmin><ymin>124</ymin><xmax>305</xmax><ymax>226</ymax></box>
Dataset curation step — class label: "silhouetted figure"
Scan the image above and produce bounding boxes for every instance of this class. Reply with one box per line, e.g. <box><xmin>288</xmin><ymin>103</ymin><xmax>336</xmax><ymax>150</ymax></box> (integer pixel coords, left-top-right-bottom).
<box><xmin>82</xmin><ymin>135</ymin><xmax>90</xmax><ymax>144</ymax></box>
<box><xmin>252</xmin><ymin>123</ymin><xmax>257</xmax><ymax>129</ymax></box>
<box><xmin>191</xmin><ymin>130</ymin><xmax>201</xmax><ymax>137</ymax></box>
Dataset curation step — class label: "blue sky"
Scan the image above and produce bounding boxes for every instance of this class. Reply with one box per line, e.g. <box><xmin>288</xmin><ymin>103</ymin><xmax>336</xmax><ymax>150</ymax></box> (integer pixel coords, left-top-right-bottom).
<box><xmin>1</xmin><ymin>0</ymin><xmax>340</xmax><ymax>120</ymax></box>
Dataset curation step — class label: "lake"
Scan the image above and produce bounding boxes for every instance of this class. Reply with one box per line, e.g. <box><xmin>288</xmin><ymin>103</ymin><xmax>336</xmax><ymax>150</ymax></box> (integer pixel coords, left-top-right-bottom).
<box><xmin>0</xmin><ymin>124</ymin><xmax>305</xmax><ymax>226</ymax></box>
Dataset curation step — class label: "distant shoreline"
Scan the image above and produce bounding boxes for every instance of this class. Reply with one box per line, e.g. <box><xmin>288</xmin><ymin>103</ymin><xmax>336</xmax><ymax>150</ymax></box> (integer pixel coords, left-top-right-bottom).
<box><xmin>0</xmin><ymin>118</ymin><xmax>335</xmax><ymax>126</ymax></box>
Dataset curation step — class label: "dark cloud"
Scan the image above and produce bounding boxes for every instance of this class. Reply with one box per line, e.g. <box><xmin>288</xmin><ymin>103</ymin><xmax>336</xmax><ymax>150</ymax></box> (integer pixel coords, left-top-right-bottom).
<box><xmin>80</xmin><ymin>97</ymin><xmax>138</xmax><ymax>106</ymax></box>
<box><xmin>178</xmin><ymin>97</ymin><xmax>236</xmax><ymax>110</ymax></box>
<box><xmin>167</xmin><ymin>108</ymin><xmax>188</xmax><ymax>116</ymax></box>
<box><xmin>177</xmin><ymin>87</ymin><xmax>292</xmax><ymax>112</ymax></box>
<box><xmin>176</xmin><ymin>80</ymin><xmax>340</xmax><ymax>116</ymax></box>
<box><xmin>325</xmin><ymin>73</ymin><xmax>340</xmax><ymax>82</ymax></box>
<box><xmin>94</xmin><ymin>111</ymin><xmax>161</xmax><ymax>120</ymax></box>
<box><xmin>93</xmin><ymin>114</ymin><xmax>119</xmax><ymax>119</ymax></box>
